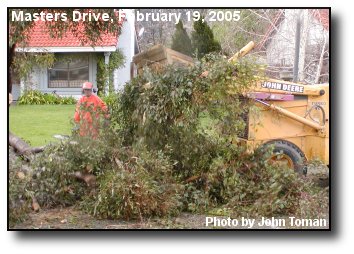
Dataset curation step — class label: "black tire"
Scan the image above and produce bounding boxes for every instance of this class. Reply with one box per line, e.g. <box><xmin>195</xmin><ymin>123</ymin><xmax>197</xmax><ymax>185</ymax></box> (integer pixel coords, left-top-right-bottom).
<box><xmin>264</xmin><ymin>140</ymin><xmax>307</xmax><ymax>174</ymax></box>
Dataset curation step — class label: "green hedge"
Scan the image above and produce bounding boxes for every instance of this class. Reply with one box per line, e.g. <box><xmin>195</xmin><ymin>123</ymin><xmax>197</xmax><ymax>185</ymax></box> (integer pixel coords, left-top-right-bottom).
<box><xmin>18</xmin><ymin>90</ymin><xmax>77</xmax><ymax>105</ymax></box>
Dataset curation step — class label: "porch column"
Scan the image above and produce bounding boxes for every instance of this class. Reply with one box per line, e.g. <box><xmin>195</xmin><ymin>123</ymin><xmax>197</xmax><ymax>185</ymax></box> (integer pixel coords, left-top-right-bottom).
<box><xmin>104</xmin><ymin>52</ymin><xmax>111</xmax><ymax>94</ymax></box>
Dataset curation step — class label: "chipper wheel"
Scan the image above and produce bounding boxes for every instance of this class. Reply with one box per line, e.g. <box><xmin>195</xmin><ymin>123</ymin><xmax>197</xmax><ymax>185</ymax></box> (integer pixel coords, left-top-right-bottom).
<box><xmin>264</xmin><ymin>140</ymin><xmax>307</xmax><ymax>175</ymax></box>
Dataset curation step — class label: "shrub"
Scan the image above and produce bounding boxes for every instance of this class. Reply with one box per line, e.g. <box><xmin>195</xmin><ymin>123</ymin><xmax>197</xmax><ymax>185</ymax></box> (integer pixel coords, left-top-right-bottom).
<box><xmin>101</xmin><ymin>92</ymin><xmax>119</xmax><ymax>108</ymax></box>
<box><xmin>108</xmin><ymin>54</ymin><xmax>323</xmax><ymax>218</ymax></box>
<box><xmin>191</xmin><ymin>17</ymin><xmax>222</xmax><ymax>58</ymax></box>
<box><xmin>60</xmin><ymin>96</ymin><xmax>77</xmax><ymax>105</ymax></box>
<box><xmin>28</xmin><ymin>142</ymin><xmax>89</xmax><ymax>207</ymax></box>
<box><xmin>18</xmin><ymin>90</ymin><xmax>47</xmax><ymax>105</ymax></box>
<box><xmin>18</xmin><ymin>90</ymin><xmax>77</xmax><ymax>105</ymax></box>
<box><xmin>9</xmin><ymin>159</ymin><xmax>32</xmax><ymax>227</ymax></box>
<box><xmin>28</xmin><ymin>128</ymin><xmax>183</xmax><ymax>220</ymax></box>
<box><xmin>206</xmin><ymin>145</ymin><xmax>317</xmax><ymax>217</ymax></box>
<box><xmin>116</xmin><ymin>54</ymin><xmax>260</xmax><ymax>181</ymax></box>
<box><xmin>182</xmin><ymin>182</ymin><xmax>211</xmax><ymax>213</ymax></box>
<box><xmin>171</xmin><ymin>20</ymin><xmax>193</xmax><ymax>56</ymax></box>
<box><xmin>81</xmin><ymin>146</ymin><xmax>183</xmax><ymax>220</ymax></box>
<box><xmin>27</xmin><ymin>131</ymin><xmax>119</xmax><ymax>208</ymax></box>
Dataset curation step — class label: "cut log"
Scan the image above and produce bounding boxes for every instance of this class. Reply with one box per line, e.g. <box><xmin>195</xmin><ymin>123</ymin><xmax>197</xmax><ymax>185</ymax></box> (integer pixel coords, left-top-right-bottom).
<box><xmin>9</xmin><ymin>132</ymin><xmax>45</xmax><ymax>155</ymax></box>
<box><xmin>73</xmin><ymin>171</ymin><xmax>96</xmax><ymax>188</ymax></box>
<box><xmin>32</xmin><ymin>197</ymin><xmax>40</xmax><ymax>212</ymax></box>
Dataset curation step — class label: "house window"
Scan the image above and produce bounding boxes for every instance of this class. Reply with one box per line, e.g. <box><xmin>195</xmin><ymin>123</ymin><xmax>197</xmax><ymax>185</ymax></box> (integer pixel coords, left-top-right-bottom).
<box><xmin>48</xmin><ymin>56</ymin><xmax>89</xmax><ymax>88</ymax></box>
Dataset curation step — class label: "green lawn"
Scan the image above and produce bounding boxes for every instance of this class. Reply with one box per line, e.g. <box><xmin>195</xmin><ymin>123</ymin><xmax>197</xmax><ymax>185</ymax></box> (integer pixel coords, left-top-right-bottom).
<box><xmin>10</xmin><ymin>105</ymin><xmax>76</xmax><ymax>146</ymax></box>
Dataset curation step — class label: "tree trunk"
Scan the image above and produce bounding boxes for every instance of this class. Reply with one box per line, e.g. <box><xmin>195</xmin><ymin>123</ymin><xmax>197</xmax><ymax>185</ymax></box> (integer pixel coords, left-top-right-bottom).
<box><xmin>314</xmin><ymin>36</ymin><xmax>327</xmax><ymax>84</ymax></box>
<box><xmin>8</xmin><ymin>44</ymin><xmax>16</xmax><ymax>94</ymax></box>
<box><xmin>9</xmin><ymin>132</ymin><xmax>45</xmax><ymax>155</ymax></box>
<box><xmin>298</xmin><ymin>9</ymin><xmax>309</xmax><ymax>81</ymax></box>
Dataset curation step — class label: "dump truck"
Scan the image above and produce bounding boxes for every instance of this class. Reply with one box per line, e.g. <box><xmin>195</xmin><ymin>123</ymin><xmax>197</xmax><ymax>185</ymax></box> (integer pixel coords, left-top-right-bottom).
<box><xmin>132</xmin><ymin>42</ymin><xmax>329</xmax><ymax>173</ymax></box>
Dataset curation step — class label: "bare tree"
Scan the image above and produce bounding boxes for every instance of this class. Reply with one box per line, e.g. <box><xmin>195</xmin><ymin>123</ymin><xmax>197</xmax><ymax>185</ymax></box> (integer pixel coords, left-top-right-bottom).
<box><xmin>135</xmin><ymin>8</ymin><xmax>329</xmax><ymax>84</ymax></box>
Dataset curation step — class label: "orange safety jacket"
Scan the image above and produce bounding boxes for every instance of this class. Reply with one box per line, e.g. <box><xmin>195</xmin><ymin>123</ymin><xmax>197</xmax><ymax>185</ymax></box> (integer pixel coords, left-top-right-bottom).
<box><xmin>74</xmin><ymin>94</ymin><xmax>109</xmax><ymax>138</ymax></box>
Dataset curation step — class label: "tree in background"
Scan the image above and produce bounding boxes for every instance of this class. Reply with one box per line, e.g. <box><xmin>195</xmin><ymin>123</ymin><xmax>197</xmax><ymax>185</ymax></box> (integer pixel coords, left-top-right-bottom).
<box><xmin>212</xmin><ymin>9</ymin><xmax>277</xmax><ymax>56</ymax></box>
<box><xmin>171</xmin><ymin>21</ymin><xmax>193</xmax><ymax>56</ymax></box>
<box><xmin>191</xmin><ymin>17</ymin><xmax>221</xmax><ymax>59</ymax></box>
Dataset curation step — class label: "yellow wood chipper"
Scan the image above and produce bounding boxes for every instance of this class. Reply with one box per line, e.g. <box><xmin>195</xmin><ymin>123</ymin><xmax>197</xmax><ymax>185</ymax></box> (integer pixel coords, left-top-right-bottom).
<box><xmin>229</xmin><ymin>42</ymin><xmax>329</xmax><ymax>173</ymax></box>
<box><xmin>133</xmin><ymin>42</ymin><xmax>329</xmax><ymax>173</ymax></box>
<box><xmin>237</xmin><ymin>77</ymin><xmax>329</xmax><ymax>173</ymax></box>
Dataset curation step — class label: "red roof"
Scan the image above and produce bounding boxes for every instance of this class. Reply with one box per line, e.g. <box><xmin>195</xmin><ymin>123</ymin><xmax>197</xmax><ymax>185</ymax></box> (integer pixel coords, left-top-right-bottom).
<box><xmin>26</xmin><ymin>18</ymin><xmax>124</xmax><ymax>48</ymax></box>
<box><xmin>310</xmin><ymin>9</ymin><xmax>329</xmax><ymax>30</ymax></box>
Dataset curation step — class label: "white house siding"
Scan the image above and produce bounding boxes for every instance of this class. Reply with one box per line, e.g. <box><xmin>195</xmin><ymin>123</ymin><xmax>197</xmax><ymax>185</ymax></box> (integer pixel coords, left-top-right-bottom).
<box><xmin>114</xmin><ymin>9</ymin><xmax>135</xmax><ymax>91</ymax></box>
<box><xmin>12</xmin><ymin>84</ymin><xmax>21</xmax><ymax>100</ymax></box>
<box><xmin>21</xmin><ymin>65</ymin><xmax>41</xmax><ymax>91</ymax></box>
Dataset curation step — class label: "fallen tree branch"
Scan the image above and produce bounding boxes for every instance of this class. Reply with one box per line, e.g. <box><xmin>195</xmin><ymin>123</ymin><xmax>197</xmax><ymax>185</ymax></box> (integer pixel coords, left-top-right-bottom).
<box><xmin>9</xmin><ymin>132</ymin><xmax>45</xmax><ymax>155</ymax></box>
<box><xmin>32</xmin><ymin>197</ymin><xmax>40</xmax><ymax>212</ymax></box>
<box><xmin>73</xmin><ymin>171</ymin><xmax>96</xmax><ymax>188</ymax></box>
<box><xmin>185</xmin><ymin>175</ymin><xmax>201</xmax><ymax>183</ymax></box>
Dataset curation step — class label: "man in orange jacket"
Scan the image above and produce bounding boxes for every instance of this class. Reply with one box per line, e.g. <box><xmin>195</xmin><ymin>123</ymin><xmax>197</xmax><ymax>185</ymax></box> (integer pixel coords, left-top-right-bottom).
<box><xmin>74</xmin><ymin>82</ymin><xmax>109</xmax><ymax>138</ymax></box>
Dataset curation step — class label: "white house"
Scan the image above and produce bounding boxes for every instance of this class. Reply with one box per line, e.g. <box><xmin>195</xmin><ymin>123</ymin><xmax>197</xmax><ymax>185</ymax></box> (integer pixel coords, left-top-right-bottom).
<box><xmin>12</xmin><ymin>9</ymin><xmax>137</xmax><ymax>100</ymax></box>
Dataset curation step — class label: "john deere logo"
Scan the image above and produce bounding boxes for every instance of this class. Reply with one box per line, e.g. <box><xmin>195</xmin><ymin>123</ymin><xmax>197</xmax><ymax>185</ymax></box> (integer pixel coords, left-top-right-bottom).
<box><xmin>262</xmin><ymin>82</ymin><xmax>304</xmax><ymax>93</ymax></box>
